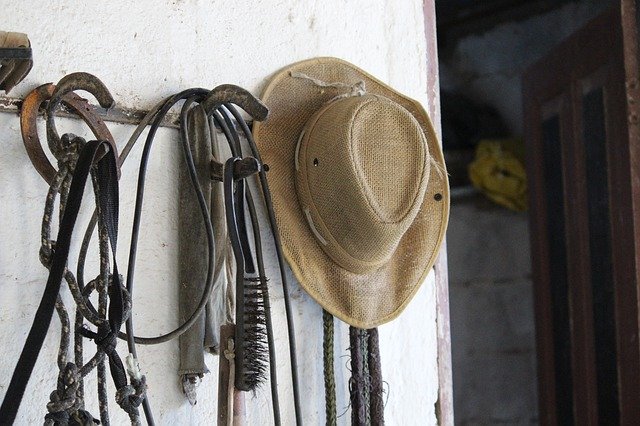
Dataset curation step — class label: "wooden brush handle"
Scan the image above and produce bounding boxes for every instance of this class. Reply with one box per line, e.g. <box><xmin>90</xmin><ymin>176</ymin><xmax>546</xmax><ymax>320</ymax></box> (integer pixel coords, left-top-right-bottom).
<box><xmin>218</xmin><ymin>324</ymin><xmax>246</xmax><ymax>426</ymax></box>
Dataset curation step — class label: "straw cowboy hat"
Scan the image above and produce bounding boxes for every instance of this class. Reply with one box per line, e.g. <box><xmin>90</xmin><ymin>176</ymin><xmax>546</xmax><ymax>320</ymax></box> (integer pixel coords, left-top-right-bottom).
<box><xmin>253</xmin><ymin>57</ymin><xmax>449</xmax><ymax>328</ymax></box>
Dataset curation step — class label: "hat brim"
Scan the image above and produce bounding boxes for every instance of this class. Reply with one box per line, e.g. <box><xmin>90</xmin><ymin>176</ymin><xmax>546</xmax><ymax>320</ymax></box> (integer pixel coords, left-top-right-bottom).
<box><xmin>253</xmin><ymin>57</ymin><xmax>449</xmax><ymax>328</ymax></box>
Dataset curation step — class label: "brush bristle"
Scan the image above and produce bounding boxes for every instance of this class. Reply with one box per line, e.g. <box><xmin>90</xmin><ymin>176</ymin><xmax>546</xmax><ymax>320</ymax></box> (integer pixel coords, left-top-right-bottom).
<box><xmin>235</xmin><ymin>276</ymin><xmax>270</xmax><ymax>391</ymax></box>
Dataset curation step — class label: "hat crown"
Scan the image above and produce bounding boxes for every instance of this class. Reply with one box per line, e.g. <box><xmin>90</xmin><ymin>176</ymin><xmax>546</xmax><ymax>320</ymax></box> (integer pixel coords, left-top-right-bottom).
<box><xmin>296</xmin><ymin>94</ymin><xmax>430</xmax><ymax>274</ymax></box>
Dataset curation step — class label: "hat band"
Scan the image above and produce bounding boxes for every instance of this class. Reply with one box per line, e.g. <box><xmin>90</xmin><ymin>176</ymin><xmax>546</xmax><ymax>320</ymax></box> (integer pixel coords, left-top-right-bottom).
<box><xmin>295</xmin><ymin>110</ymin><xmax>397</xmax><ymax>274</ymax></box>
<box><xmin>294</xmin><ymin>130</ymin><xmax>305</xmax><ymax>171</ymax></box>
<box><xmin>303</xmin><ymin>208</ymin><xmax>328</xmax><ymax>246</ymax></box>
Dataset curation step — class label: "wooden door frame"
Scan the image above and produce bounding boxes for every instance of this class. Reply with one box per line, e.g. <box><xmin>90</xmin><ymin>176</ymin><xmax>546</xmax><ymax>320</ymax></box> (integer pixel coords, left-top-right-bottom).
<box><xmin>524</xmin><ymin>3</ymin><xmax>640</xmax><ymax>424</ymax></box>
<box><xmin>613</xmin><ymin>1</ymin><xmax>640</xmax><ymax>422</ymax></box>
<box><xmin>423</xmin><ymin>1</ymin><xmax>454</xmax><ymax>424</ymax></box>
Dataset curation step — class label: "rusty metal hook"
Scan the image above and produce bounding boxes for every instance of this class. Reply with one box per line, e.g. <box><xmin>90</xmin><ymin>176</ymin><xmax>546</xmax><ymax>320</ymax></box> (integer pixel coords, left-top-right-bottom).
<box><xmin>201</xmin><ymin>84</ymin><xmax>269</xmax><ymax>121</ymax></box>
<box><xmin>46</xmin><ymin>72</ymin><xmax>115</xmax><ymax>157</ymax></box>
<box><xmin>21</xmin><ymin>82</ymin><xmax>117</xmax><ymax>185</ymax></box>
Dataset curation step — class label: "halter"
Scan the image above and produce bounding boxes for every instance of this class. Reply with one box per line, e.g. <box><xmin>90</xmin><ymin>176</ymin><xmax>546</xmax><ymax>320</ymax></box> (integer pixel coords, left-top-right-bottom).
<box><xmin>4</xmin><ymin>75</ymin><xmax>303</xmax><ymax>425</ymax></box>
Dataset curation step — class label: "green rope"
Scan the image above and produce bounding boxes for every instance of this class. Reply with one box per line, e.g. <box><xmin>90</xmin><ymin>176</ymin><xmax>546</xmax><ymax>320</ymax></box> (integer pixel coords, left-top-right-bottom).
<box><xmin>323</xmin><ymin>310</ymin><xmax>337</xmax><ymax>426</ymax></box>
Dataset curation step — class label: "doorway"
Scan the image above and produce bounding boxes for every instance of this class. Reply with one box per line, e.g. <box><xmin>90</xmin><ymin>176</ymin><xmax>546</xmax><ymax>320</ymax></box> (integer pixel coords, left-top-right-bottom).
<box><xmin>436</xmin><ymin>0</ymin><xmax>613</xmax><ymax>423</ymax></box>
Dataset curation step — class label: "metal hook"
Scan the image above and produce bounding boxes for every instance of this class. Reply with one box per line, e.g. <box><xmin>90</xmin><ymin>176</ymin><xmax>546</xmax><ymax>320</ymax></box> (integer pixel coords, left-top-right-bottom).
<box><xmin>46</xmin><ymin>72</ymin><xmax>115</xmax><ymax>156</ymax></box>
<box><xmin>210</xmin><ymin>156</ymin><xmax>261</xmax><ymax>182</ymax></box>
<box><xmin>201</xmin><ymin>84</ymin><xmax>269</xmax><ymax>121</ymax></box>
<box><xmin>21</xmin><ymin>82</ymin><xmax>117</xmax><ymax>185</ymax></box>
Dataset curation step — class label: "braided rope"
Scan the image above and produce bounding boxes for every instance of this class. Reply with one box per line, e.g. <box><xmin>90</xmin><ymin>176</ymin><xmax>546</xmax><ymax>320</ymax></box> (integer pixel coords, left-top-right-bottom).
<box><xmin>37</xmin><ymin>134</ymin><xmax>147</xmax><ymax>425</ymax></box>
<box><xmin>39</xmin><ymin>135</ymin><xmax>88</xmax><ymax>423</ymax></box>
<box><xmin>349</xmin><ymin>326</ymin><xmax>367</xmax><ymax>426</ymax></box>
<box><xmin>362</xmin><ymin>329</ymin><xmax>371</xmax><ymax>426</ymax></box>
<box><xmin>74</xmin><ymin>305</ymin><xmax>85</xmax><ymax>406</ymax></box>
<box><xmin>323</xmin><ymin>310</ymin><xmax>337</xmax><ymax>426</ymax></box>
<box><xmin>367</xmin><ymin>328</ymin><xmax>384</xmax><ymax>425</ymax></box>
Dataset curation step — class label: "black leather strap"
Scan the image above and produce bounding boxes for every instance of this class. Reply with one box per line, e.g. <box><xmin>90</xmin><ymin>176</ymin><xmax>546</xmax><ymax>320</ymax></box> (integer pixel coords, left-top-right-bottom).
<box><xmin>0</xmin><ymin>140</ymin><xmax>120</xmax><ymax>424</ymax></box>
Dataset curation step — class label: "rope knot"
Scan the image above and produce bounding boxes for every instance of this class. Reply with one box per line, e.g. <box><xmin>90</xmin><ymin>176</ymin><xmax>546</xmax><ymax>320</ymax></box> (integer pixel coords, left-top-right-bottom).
<box><xmin>115</xmin><ymin>385</ymin><xmax>136</xmax><ymax>412</ymax></box>
<box><xmin>95</xmin><ymin>328</ymin><xmax>118</xmax><ymax>356</ymax></box>
<box><xmin>115</xmin><ymin>378</ymin><xmax>146</xmax><ymax>416</ymax></box>
<box><xmin>54</xmin><ymin>133</ymin><xmax>85</xmax><ymax>169</ymax></box>
<box><xmin>45</xmin><ymin>363</ymin><xmax>82</xmax><ymax>424</ymax></box>
<box><xmin>44</xmin><ymin>410</ymin><xmax>70</xmax><ymax>425</ymax></box>
<box><xmin>71</xmin><ymin>410</ymin><xmax>100</xmax><ymax>425</ymax></box>
<box><xmin>115</xmin><ymin>355</ymin><xmax>148</xmax><ymax>418</ymax></box>
<box><xmin>46</xmin><ymin>409</ymin><xmax>100</xmax><ymax>426</ymax></box>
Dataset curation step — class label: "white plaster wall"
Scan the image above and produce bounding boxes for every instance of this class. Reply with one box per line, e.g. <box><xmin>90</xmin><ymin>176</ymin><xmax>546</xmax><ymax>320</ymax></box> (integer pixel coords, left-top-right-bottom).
<box><xmin>0</xmin><ymin>1</ymin><xmax>440</xmax><ymax>425</ymax></box>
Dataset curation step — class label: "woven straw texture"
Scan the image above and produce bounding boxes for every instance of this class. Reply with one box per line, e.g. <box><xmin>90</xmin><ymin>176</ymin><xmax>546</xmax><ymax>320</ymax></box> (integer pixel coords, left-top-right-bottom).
<box><xmin>296</xmin><ymin>94</ymin><xmax>429</xmax><ymax>273</ymax></box>
<box><xmin>253</xmin><ymin>57</ymin><xmax>449</xmax><ymax>328</ymax></box>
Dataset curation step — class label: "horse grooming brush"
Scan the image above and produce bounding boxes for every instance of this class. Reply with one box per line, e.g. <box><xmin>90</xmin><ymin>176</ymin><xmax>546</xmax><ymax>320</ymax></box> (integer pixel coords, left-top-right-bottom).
<box><xmin>223</xmin><ymin>156</ymin><xmax>270</xmax><ymax>392</ymax></box>
<box><xmin>0</xmin><ymin>31</ymin><xmax>32</xmax><ymax>93</ymax></box>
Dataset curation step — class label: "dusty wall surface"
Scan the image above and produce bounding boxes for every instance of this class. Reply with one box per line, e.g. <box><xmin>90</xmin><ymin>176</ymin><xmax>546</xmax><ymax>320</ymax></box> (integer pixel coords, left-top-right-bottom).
<box><xmin>0</xmin><ymin>1</ymin><xmax>442</xmax><ymax>425</ymax></box>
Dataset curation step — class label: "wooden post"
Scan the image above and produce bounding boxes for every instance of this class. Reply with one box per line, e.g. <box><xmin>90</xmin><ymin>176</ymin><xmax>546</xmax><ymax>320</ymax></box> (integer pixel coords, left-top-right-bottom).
<box><xmin>423</xmin><ymin>1</ymin><xmax>454</xmax><ymax>424</ymax></box>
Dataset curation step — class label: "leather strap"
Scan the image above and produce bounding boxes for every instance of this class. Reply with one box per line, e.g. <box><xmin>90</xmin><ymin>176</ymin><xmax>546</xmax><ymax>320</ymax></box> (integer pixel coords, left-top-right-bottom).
<box><xmin>0</xmin><ymin>140</ymin><xmax>120</xmax><ymax>424</ymax></box>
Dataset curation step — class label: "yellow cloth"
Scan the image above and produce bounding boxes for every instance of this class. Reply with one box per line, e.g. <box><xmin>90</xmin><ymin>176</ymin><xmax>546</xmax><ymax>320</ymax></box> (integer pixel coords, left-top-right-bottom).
<box><xmin>468</xmin><ymin>139</ymin><xmax>528</xmax><ymax>212</ymax></box>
